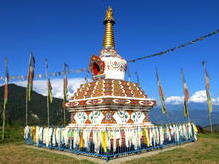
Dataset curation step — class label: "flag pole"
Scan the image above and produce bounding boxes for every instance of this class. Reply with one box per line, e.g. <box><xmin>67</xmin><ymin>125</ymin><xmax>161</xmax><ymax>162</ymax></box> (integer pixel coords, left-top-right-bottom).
<box><xmin>25</xmin><ymin>88</ymin><xmax>28</xmax><ymax>126</ymax></box>
<box><xmin>2</xmin><ymin>58</ymin><xmax>8</xmax><ymax>141</ymax></box>
<box><xmin>180</xmin><ymin>69</ymin><xmax>190</xmax><ymax>123</ymax></box>
<box><xmin>155</xmin><ymin>68</ymin><xmax>168</xmax><ymax>122</ymax></box>
<box><xmin>187</xmin><ymin>99</ymin><xmax>191</xmax><ymax>123</ymax></box>
<box><xmin>84</xmin><ymin>67</ymin><xmax>89</xmax><ymax>83</ymax></box>
<box><xmin>127</xmin><ymin>65</ymin><xmax>132</xmax><ymax>82</ymax></box>
<box><xmin>63</xmin><ymin>64</ymin><xmax>66</xmax><ymax>126</ymax></box>
<box><xmin>26</xmin><ymin>55</ymin><xmax>29</xmax><ymax>127</ymax></box>
<box><xmin>188</xmin><ymin>113</ymin><xmax>191</xmax><ymax>123</ymax></box>
<box><xmin>1</xmin><ymin>104</ymin><xmax>5</xmax><ymax>140</ymax></box>
<box><xmin>63</xmin><ymin>63</ymin><xmax>68</xmax><ymax>127</ymax></box>
<box><xmin>135</xmin><ymin>72</ymin><xmax>140</xmax><ymax>85</ymax></box>
<box><xmin>202</xmin><ymin>61</ymin><xmax>213</xmax><ymax>133</ymax></box>
<box><xmin>47</xmin><ymin>88</ymin><xmax>50</xmax><ymax>128</ymax></box>
<box><xmin>63</xmin><ymin>105</ymin><xmax>65</xmax><ymax>126</ymax></box>
<box><xmin>165</xmin><ymin>112</ymin><xmax>171</xmax><ymax>124</ymax></box>
<box><xmin>26</xmin><ymin>53</ymin><xmax>35</xmax><ymax>126</ymax></box>
<box><xmin>62</xmin><ymin>64</ymin><xmax>66</xmax><ymax>127</ymax></box>
<box><xmin>208</xmin><ymin>113</ymin><xmax>213</xmax><ymax>133</ymax></box>
<box><xmin>45</xmin><ymin>59</ymin><xmax>50</xmax><ymax>128</ymax></box>
<box><xmin>185</xmin><ymin>106</ymin><xmax>191</xmax><ymax>123</ymax></box>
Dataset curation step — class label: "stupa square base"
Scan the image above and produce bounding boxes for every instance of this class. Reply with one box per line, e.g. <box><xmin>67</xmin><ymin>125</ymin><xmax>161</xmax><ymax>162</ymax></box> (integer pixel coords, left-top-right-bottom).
<box><xmin>24</xmin><ymin>122</ymin><xmax>198</xmax><ymax>161</ymax></box>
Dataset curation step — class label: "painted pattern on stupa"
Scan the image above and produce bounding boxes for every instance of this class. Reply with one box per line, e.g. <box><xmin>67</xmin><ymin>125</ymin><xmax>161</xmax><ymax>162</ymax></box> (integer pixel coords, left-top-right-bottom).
<box><xmin>65</xmin><ymin>7</ymin><xmax>156</xmax><ymax>127</ymax></box>
<box><xmin>24</xmin><ymin>7</ymin><xmax>198</xmax><ymax>160</ymax></box>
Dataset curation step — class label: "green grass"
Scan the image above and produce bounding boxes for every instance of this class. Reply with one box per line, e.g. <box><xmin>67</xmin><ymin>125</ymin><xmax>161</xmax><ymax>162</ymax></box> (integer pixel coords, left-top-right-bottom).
<box><xmin>127</xmin><ymin>133</ymin><xmax>219</xmax><ymax>164</ymax></box>
<box><xmin>0</xmin><ymin>126</ymin><xmax>95</xmax><ymax>163</ymax></box>
<box><xmin>1</xmin><ymin>126</ymin><xmax>219</xmax><ymax>164</ymax></box>
<box><xmin>0</xmin><ymin>126</ymin><xmax>23</xmax><ymax>145</ymax></box>
<box><xmin>0</xmin><ymin>144</ymin><xmax>95</xmax><ymax>164</ymax></box>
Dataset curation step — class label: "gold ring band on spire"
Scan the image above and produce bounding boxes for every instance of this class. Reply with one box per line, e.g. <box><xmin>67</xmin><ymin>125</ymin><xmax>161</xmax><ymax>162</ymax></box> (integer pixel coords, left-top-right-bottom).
<box><xmin>103</xmin><ymin>7</ymin><xmax>115</xmax><ymax>49</ymax></box>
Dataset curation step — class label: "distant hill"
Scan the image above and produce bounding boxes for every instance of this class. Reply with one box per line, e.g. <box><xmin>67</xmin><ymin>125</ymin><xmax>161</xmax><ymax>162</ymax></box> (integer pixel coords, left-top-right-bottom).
<box><xmin>0</xmin><ymin>84</ymin><xmax>218</xmax><ymax>127</ymax></box>
<box><xmin>0</xmin><ymin>84</ymin><xmax>69</xmax><ymax>126</ymax></box>
<box><xmin>150</xmin><ymin>107</ymin><xmax>219</xmax><ymax>127</ymax></box>
<box><xmin>204</xmin><ymin>124</ymin><xmax>219</xmax><ymax>132</ymax></box>
<box><xmin>166</xmin><ymin>102</ymin><xmax>219</xmax><ymax>112</ymax></box>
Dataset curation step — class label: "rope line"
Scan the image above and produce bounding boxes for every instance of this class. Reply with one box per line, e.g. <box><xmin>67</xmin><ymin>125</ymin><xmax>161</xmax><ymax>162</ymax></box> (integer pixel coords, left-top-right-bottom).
<box><xmin>127</xmin><ymin>29</ymin><xmax>219</xmax><ymax>63</ymax></box>
<box><xmin>1</xmin><ymin>29</ymin><xmax>218</xmax><ymax>81</ymax></box>
<box><xmin>0</xmin><ymin>68</ymin><xmax>86</xmax><ymax>82</ymax></box>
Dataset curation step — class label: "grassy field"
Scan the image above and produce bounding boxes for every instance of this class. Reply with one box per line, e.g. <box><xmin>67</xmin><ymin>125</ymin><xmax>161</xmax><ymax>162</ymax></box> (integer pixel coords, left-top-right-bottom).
<box><xmin>0</xmin><ymin>126</ymin><xmax>23</xmax><ymax>145</ymax></box>
<box><xmin>0</xmin><ymin>144</ymin><xmax>95</xmax><ymax>164</ymax></box>
<box><xmin>0</xmin><ymin>127</ymin><xmax>219</xmax><ymax>164</ymax></box>
<box><xmin>127</xmin><ymin>133</ymin><xmax>219</xmax><ymax>164</ymax></box>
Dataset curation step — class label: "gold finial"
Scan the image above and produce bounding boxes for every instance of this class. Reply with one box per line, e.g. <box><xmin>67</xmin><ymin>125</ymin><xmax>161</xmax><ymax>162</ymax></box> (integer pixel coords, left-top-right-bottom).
<box><xmin>103</xmin><ymin>6</ymin><xmax>115</xmax><ymax>49</ymax></box>
<box><xmin>104</xmin><ymin>6</ymin><xmax>114</xmax><ymax>22</ymax></box>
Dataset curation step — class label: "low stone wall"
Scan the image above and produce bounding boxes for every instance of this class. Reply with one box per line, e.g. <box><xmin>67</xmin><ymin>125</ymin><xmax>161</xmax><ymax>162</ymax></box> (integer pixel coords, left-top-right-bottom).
<box><xmin>24</xmin><ymin>122</ymin><xmax>198</xmax><ymax>160</ymax></box>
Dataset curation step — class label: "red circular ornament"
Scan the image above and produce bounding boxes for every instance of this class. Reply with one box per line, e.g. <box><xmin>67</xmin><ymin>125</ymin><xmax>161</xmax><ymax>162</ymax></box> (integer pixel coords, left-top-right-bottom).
<box><xmin>89</xmin><ymin>55</ymin><xmax>105</xmax><ymax>76</ymax></box>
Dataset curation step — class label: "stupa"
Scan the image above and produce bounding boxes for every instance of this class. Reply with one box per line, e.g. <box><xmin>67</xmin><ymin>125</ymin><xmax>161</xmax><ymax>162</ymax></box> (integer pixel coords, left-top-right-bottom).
<box><xmin>65</xmin><ymin>7</ymin><xmax>156</xmax><ymax>127</ymax></box>
<box><xmin>24</xmin><ymin>7</ymin><xmax>198</xmax><ymax>160</ymax></box>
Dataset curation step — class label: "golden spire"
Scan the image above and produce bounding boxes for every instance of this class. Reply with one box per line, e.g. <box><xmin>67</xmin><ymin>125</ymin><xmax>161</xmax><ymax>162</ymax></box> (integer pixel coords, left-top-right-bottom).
<box><xmin>103</xmin><ymin>6</ymin><xmax>115</xmax><ymax>49</ymax></box>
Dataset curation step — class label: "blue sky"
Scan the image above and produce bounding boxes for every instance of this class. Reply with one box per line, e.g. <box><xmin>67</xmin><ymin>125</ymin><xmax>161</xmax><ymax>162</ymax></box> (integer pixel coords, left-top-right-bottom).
<box><xmin>0</xmin><ymin>0</ymin><xmax>219</xmax><ymax>100</ymax></box>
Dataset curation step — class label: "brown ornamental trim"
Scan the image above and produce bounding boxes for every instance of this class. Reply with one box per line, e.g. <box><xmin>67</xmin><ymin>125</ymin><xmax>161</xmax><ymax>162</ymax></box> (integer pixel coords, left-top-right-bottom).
<box><xmin>65</xmin><ymin>98</ymin><xmax>156</xmax><ymax>108</ymax></box>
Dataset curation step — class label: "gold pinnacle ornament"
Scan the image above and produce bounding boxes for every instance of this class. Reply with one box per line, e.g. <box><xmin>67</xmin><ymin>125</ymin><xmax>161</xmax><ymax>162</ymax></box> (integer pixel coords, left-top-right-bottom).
<box><xmin>103</xmin><ymin>7</ymin><xmax>115</xmax><ymax>49</ymax></box>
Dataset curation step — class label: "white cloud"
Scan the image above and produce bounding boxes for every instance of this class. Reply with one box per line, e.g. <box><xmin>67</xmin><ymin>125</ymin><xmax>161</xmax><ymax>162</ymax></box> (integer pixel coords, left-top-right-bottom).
<box><xmin>166</xmin><ymin>96</ymin><xmax>184</xmax><ymax>105</ymax></box>
<box><xmin>213</xmin><ymin>97</ymin><xmax>219</xmax><ymax>105</ymax></box>
<box><xmin>6</xmin><ymin>80</ymin><xmax>219</xmax><ymax>105</ymax></box>
<box><xmin>166</xmin><ymin>90</ymin><xmax>219</xmax><ymax>105</ymax></box>
<box><xmin>189</xmin><ymin>90</ymin><xmax>207</xmax><ymax>103</ymax></box>
<box><xmin>14</xmin><ymin>78</ymin><xmax>87</xmax><ymax>99</ymax></box>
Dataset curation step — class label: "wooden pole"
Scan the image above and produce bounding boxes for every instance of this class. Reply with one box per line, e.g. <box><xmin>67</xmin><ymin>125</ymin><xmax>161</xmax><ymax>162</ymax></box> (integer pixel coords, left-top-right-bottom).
<box><xmin>47</xmin><ymin>91</ymin><xmax>50</xmax><ymax>127</ymax></box>
<box><xmin>63</xmin><ymin>63</ymin><xmax>68</xmax><ymax>127</ymax></box>
<box><xmin>185</xmin><ymin>101</ymin><xmax>191</xmax><ymax>123</ymax></box>
<box><xmin>208</xmin><ymin>113</ymin><xmax>213</xmax><ymax>133</ymax></box>
<box><xmin>25</xmin><ymin>88</ymin><xmax>28</xmax><ymax>126</ymax></box>
<box><xmin>45</xmin><ymin>59</ymin><xmax>50</xmax><ymax>128</ymax></box>
<box><xmin>165</xmin><ymin>112</ymin><xmax>171</xmax><ymax>124</ymax></box>
<box><xmin>63</xmin><ymin>106</ymin><xmax>66</xmax><ymax>126</ymax></box>
<box><xmin>202</xmin><ymin>61</ymin><xmax>213</xmax><ymax>133</ymax></box>
<box><xmin>187</xmin><ymin>101</ymin><xmax>191</xmax><ymax>123</ymax></box>
<box><xmin>135</xmin><ymin>72</ymin><xmax>140</xmax><ymax>85</ymax></box>
<box><xmin>2</xmin><ymin>58</ymin><xmax>8</xmax><ymax>140</ymax></box>
<box><xmin>127</xmin><ymin>66</ymin><xmax>132</xmax><ymax>82</ymax></box>
<box><xmin>187</xmin><ymin>115</ymin><xmax>191</xmax><ymax>123</ymax></box>
<box><xmin>1</xmin><ymin>105</ymin><xmax>6</xmax><ymax>140</ymax></box>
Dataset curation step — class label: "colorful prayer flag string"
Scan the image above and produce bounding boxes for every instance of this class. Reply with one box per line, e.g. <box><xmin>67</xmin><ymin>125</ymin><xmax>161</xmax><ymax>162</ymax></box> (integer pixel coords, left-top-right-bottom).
<box><xmin>128</xmin><ymin>29</ymin><xmax>219</xmax><ymax>63</ymax></box>
<box><xmin>1</xmin><ymin>30</ymin><xmax>218</xmax><ymax>81</ymax></box>
<box><xmin>0</xmin><ymin>68</ymin><xmax>85</xmax><ymax>82</ymax></box>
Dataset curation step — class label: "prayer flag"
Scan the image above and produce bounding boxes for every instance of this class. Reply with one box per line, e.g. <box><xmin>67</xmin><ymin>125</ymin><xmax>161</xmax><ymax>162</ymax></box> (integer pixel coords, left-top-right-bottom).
<box><xmin>181</xmin><ymin>69</ymin><xmax>190</xmax><ymax>117</ymax></box>
<box><xmin>47</xmin><ymin>78</ymin><xmax>53</xmax><ymax>103</ymax></box>
<box><xmin>202</xmin><ymin>61</ymin><xmax>212</xmax><ymax>113</ymax></box>
<box><xmin>27</xmin><ymin>53</ymin><xmax>35</xmax><ymax>101</ymax></box>
<box><xmin>156</xmin><ymin>69</ymin><xmax>167</xmax><ymax>114</ymax></box>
